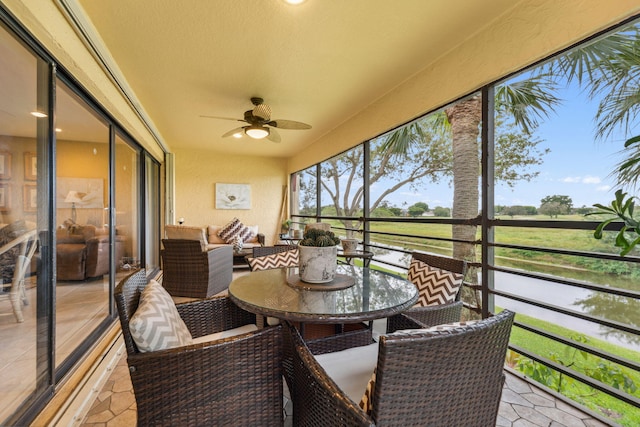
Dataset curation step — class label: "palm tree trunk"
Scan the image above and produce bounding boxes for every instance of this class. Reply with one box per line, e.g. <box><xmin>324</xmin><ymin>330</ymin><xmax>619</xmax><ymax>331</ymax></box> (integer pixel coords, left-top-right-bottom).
<box><xmin>446</xmin><ymin>95</ymin><xmax>482</xmax><ymax>312</ymax></box>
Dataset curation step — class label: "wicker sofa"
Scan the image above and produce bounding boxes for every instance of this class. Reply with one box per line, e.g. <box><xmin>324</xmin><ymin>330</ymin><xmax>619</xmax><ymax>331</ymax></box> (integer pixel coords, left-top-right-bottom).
<box><xmin>164</xmin><ymin>224</ymin><xmax>265</xmax><ymax>250</ymax></box>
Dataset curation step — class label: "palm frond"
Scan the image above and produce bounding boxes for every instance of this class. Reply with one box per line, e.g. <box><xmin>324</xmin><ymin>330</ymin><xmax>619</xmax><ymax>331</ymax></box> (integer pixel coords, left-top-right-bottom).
<box><xmin>495</xmin><ymin>74</ymin><xmax>561</xmax><ymax>133</ymax></box>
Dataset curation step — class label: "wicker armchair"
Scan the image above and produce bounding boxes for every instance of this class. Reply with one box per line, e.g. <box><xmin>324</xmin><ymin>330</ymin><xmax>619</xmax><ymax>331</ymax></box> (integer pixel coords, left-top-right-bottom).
<box><xmin>115</xmin><ymin>269</ymin><xmax>284</xmax><ymax>426</ymax></box>
<box><xmin>161</xmin><ymin>239</ymin><xmax>232</xmax><ymax>298</ymax></box>
<box><xmin>283</xmin><ymin>310</ymin><xmax>514</xmax><ymax>427</ymax></box>
<box><xmin>386</xmin><ymin>251</ymin><xmax>467</xmax><ymax>333</ymax></box>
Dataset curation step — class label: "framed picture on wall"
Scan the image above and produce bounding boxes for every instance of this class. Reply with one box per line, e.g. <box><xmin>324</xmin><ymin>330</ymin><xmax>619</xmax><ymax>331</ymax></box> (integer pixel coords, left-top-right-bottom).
<box><xmin>24</xmin><ymin>152</ymin><xmax>37</xmax><ymax>181</ymax></box>
<box><xmin>0</xmin><ymin>152</ymin><xmax>12</xmax><ymax>180</ymax></box>
<box><xmin>215</xmin><ymin>183</ymin><xmax>251</xmax><ymax>209</ymax></box>
<box><xmin>0</xmin><ymin>184</ymin><xmax>11</xmax><ymax>212</ymax></box>
<box><xmin>23</xmin><ymin>183</ymin><xmax>37</xmax><ymax>212</ymax></box>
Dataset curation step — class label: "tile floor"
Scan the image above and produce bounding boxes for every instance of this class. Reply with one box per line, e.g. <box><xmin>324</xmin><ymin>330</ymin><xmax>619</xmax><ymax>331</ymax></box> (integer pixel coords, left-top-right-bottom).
<box><xmin>79</xmin><ymin>353</ymin><xmax>612</xmax><ymax>426</ymax></box>
<box><xmin>78</xmin><ymin>342</ymin><xmax>613</xmax><ymax>427</ymax></box>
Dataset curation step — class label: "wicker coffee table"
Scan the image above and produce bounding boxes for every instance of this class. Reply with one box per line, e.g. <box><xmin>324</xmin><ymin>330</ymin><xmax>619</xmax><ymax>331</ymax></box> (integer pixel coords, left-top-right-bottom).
<box><xmin>232</xmin><ymin>248</ymin><xmax>252</xmax><ymax>269</ymax></box>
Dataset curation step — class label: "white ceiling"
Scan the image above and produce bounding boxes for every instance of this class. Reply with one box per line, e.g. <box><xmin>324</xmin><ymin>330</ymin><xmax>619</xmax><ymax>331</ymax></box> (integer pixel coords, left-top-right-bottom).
<box><xmin>71</xmin><ymin>0</ymin><xmax>517</xmax><ymax>157</ymax></box>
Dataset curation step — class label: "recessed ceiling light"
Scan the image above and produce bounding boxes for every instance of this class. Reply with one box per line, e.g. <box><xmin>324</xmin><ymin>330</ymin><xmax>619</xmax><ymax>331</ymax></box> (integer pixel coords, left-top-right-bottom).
<box><xmin>55</xmin><ymin>128</ymin><xmax>62</xmax><ymax>132</ymax></box>
<box><xmin>284</xmin><ymin>0</ymin><xmax>306</xmax><ymax>4</ymax></box>
<box><xmin>30</xmin><ymin>111</ymin><xmax>47</xmax><ymax>118</ymax></box>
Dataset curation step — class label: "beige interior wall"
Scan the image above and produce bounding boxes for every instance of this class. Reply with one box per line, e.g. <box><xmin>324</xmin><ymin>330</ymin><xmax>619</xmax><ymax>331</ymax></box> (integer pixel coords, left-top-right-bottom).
<box><xmin>288</xmin><ymin>0</ymin><xmax>640</xmax><ymax>173</ymax></box>
<box><xmin>173</xmin><ymin>147</ymin><xmax>288</xmax><ymax>245</ymax></box>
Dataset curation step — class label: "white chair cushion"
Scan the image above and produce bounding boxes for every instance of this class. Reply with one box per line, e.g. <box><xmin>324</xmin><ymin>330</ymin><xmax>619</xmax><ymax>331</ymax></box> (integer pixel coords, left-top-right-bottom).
<box><xmin>192</xmin><ymin>324</ymin><xmax>258</xmax><ymax>343</ymax></box>
<box><xmin>129</xmin><ymin>280</ymin><xmax>193</xmax><ymax>352</ymax></box>
<box><xmin>315</xmin><ymin>342</ymin><xmax>378</xmax><ymax>405</ymax></box>
<box><xmin>408</xmin><ymin>258</ymin><xmax>463</xmax><ymax>307</ymax></box>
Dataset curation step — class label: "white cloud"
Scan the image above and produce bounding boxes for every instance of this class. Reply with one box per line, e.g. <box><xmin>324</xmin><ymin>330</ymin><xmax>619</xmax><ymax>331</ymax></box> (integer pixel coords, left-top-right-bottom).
<box><xmin>582</xmin><ymin>176</ymin><xmax>601</xmax><ymax>184</ymax></box>
<box><xmin>562</xmin><ymin>176</ymin><xmax>581</xmax><ymax>183</ymax></box>
<box><xmin>596</xmin><ymin>185</ymin><xmax>611</xmax><ymax>192</ymax></box>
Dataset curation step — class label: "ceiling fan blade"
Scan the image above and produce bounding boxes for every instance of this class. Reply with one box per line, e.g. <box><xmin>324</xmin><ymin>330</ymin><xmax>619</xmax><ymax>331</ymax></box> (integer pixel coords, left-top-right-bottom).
<box><xmin>200</xmin><ymin>115</ymin><xmax>245</xmax><ymax>122</ymax></box>
<box><xmin>267</xmin><ymin>119</ymin><xmax>312</xmax><ymax>130</ymax></box>
<box><xmin>267</xmin><ymin>128</ymin><xmax>281</xmax><ymax>143</ymax></box>
<box><xmin>222</xmin><ymin>127</ymin><xmax>246</xmax><ymax>138</ymax></box>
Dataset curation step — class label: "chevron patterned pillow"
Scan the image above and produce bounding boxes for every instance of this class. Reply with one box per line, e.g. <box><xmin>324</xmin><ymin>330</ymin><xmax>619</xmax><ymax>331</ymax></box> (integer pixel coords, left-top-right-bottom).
<box><xmin>408</xmin><ymin>258</ymin><xmax>463</xmax><ymax>307</ymax></box>
<box><xmin>247</xmin><ymin>249</ymin><xmax>299</xmax><ymax>271</ymax></box>
<box><xmin>129</xmin><ymin>280</ymin><xmax>193</xmax><ymax>352</ymax></box>
<box><xmin>217</xmin><ymin>217</ymin><xmax>254</xmax><ymax>244</ymax></box>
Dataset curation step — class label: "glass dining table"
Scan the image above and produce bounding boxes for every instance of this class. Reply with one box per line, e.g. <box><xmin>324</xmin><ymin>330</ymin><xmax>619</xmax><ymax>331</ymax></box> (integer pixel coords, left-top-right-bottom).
<box><xmin>228</xmin><ymin>264</ymin><xmax>418</xmax><ymax>324</ymax></box>
<box><xmin>229</xmin><ymin>264</ymin><xmax>418</xmax><ymax>351</ymax></box>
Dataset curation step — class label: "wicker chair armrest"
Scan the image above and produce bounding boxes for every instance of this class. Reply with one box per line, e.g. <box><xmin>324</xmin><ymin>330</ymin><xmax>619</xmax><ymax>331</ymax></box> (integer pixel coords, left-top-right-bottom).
<box><xmin>283</xmin><ymin>322</ymin><xmax>373</xmax><ymax>427</ymax></box>
<box><xmin>127</xmin><ymin>325</ymin><xmax>283</xmax><ymax>426</ymax></box>
<box><xmin>386</xmin><ymin>301</ymin><xmax>462</xmax><ymax>333</ymax></box>
<box><xmin>176</xmin><ymin>296</ymin><xmax>256</xmax><ymax>338</ymax></box>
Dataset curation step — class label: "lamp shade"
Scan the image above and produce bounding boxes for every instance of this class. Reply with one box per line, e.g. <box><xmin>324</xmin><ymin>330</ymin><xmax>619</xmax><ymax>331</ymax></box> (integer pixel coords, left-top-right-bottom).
<box><xmin>245</xmin><ymin>126</ymin><xmax>269</xmax><ymax>139</ymax></box>
<box><xmin>64</xmin><ymin>191</ymin><xmax>84</xmax><ymax>204</ymax></box>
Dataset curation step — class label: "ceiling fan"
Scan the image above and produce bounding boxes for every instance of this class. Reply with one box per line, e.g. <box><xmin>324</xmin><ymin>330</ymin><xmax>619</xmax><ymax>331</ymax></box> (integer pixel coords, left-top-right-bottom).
<box><xmin>201</xmin><ymin>97</ymin><xmax>312</xmax><ymax>143</ymax></box>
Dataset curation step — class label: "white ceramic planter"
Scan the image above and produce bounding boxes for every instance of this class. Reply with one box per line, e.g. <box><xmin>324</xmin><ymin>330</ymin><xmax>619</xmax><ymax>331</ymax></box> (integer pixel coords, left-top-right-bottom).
<box><xmin>298</xmin><ymin>245</ymin><xmax>338</xmax><ymax>283</ymax></box>
<box><xmin>341</xmin><ymin>238</ymin><xmax>358</xmax><ymax>253</ymax></box>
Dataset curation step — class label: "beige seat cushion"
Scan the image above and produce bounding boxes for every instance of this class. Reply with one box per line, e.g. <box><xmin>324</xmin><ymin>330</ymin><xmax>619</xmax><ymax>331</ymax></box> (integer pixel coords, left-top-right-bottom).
<box><xmin>314</xmin><ymin>342</ymin><xmax>378</xmax><ymax>405</ymax></box>
<box><xmin>165</xmin><ymin>225</ymin><xmax>207</xmax><ymax>249</ymax></box>
<box><xmin>191</xmin><ymin>324</ymin><xmax>258</xmax><ymax>343</ymax></box>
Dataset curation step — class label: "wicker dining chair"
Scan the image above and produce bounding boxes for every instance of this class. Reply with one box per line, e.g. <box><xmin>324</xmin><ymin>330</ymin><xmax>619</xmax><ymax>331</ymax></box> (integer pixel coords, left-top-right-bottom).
<box><xmin>115</xmin><ymin>269</ymin><xmax>284</xmax><ymax>426</ymax></box>
<box><xmin>247</xmin><ymin>245</ymin><xmax>299</xmax><ymax>271</ymax></box>
<box><xmin>386</xmin><ymin>251</ymin><xmax>467</xmax><ymax>332</ymax></box>
<box><xmin>283</xmin><ymin>310</ymin><xmax>515</xmax><ymax>427</ymax></box>
<box><xmin>160</xmin><ymin>239</ymin><xmax>232</xmax><ymax>298</ymax></box>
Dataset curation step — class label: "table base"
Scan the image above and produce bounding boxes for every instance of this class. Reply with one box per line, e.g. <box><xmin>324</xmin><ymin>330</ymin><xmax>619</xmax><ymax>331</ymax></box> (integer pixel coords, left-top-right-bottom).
<box><xmin>304</xmin><ymin>323</ymin><xmax>373</xmax><ymax>355</ymax></box>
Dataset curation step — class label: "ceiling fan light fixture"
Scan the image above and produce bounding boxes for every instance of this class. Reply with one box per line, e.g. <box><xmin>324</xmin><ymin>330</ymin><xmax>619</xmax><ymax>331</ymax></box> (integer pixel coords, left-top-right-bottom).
<box><xmin>245</xmin><ymin>126</ymin><xmax>269</xmax><ymax>139</ymax></box>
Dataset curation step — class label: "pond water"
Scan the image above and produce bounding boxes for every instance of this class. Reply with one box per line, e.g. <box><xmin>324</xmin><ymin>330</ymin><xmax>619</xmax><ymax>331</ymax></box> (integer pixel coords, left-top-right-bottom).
<box><xmin>369</xmin><ymin>246</ymin><xmax>640</xmax><ymax>352</ymax></box>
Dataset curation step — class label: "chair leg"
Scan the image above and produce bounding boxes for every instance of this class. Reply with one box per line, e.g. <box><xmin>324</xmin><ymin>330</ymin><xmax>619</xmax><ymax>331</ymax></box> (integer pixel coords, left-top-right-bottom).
<box><xmin>9</xmin><ymin>255</ymin><xmax>29</xmax><ymax>323</ymax></box>
<box><xmin>9</xmin><ymin>284</ymin><xmax>24</xmax><ymax>323</ymax></box>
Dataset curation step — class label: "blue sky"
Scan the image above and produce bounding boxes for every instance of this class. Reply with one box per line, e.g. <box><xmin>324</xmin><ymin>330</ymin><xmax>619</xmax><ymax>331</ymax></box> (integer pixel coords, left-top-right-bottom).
<box><xmin>374</xmin><ymin>82</ymin><xmax>636</xmax><ymax>211</ymax></box>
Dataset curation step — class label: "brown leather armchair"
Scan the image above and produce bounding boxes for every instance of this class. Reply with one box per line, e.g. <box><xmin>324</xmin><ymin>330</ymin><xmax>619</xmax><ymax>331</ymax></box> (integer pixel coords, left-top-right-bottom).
<box><xmin>56</xmin><ymin>225</ymin><xmax>125</xmax><ymax>281</ymax></box>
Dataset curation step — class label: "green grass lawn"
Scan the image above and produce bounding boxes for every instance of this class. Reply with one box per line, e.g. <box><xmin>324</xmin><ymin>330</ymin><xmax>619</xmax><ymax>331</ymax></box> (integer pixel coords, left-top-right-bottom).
<box><xmin>506</xmin><ymin>309</ymin><xmax>640</xmax><ymax>426</ymax></box>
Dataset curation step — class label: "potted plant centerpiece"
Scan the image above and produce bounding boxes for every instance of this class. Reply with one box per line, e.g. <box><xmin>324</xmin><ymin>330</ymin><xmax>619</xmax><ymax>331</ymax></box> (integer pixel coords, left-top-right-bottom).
<box><xmin>298</xmin><ymin>228</ymin><xmax>341</xmax><ymax>283</ymax></box>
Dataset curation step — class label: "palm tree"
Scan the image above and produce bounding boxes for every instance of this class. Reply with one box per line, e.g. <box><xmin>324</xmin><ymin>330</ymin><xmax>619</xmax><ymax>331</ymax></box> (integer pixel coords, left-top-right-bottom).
<box><xmin>380</xmin><ymin>24</ymin><xmax>640</xmax><ymax>307</ymax></box>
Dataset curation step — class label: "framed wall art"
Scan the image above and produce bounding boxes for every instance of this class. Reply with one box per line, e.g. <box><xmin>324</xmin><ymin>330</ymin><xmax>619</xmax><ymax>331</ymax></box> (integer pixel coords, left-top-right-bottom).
<box><xmin>215</xmin><ymin>183</ymin><xmax>251</xmax><ymax>209</ymax></box>
<box><xmin>0</xmin><ymin>152</ymin><xmax>12</xmax><ymax>180</ymax></box>
<box><xmin>0</xmin><ymin>184</ymin><xmax>11</xmax><ymax>212</ymax></box>
<box><xmin>23</xmin><ymin>183</ymin><xmax>37</xmax><ymax>212</ymax></box>
<box><xmin>24</xmin><ymin>152</ymin><xmax>37</xmax><ymax>181</ymax></box>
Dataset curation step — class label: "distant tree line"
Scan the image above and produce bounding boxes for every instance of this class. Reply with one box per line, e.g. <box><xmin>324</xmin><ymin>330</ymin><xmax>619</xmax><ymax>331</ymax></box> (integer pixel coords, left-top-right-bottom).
<box><xmin>305</xmin><ymin>195</ymin><xmax>596</xmax><ymax>220</ymax></box>
<box><xmin>496</xmin><ymin>194</ymin><xmax>597</xmax><ymax>218</ymax></box>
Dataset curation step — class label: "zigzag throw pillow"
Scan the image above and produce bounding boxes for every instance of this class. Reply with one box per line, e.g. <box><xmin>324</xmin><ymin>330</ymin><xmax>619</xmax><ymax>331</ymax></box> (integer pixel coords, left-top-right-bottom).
<box><xmin>217</xmin><ymin>217</ymin><xmax>254</xmax><ymax>244</ymax></box>
<box><xmin>408</xmin><ymin>258</ymin><xmax>463</xmax><ymax>307</ymax></box>
<box><xmin>129</xmin><ymin>280</ymin><xmax>193</xmax><ymax>352</ymax></box>
<box><xmin>247</xmin><ymin>249</ymin><xmax>299</xmax><ymax>271</ymax></box>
